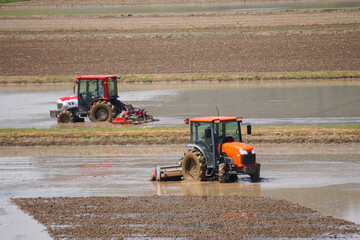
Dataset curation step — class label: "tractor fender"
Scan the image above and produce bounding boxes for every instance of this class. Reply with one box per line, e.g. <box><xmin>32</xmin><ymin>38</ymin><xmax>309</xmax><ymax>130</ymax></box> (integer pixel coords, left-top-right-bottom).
<box><xmin>185</xmin><ymin>144</ymin><xmax>208</xmax><ymax>162</ymax></box>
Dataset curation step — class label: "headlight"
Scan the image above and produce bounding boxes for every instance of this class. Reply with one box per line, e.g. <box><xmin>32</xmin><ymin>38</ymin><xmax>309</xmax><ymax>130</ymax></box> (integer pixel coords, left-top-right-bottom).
<box><xmin>239</xmin><ymin>149</ymin><xmax>255</xmax><ymax>155</ymax></box>
<box><xmin>239</xmin><ymin>149</ymin><xmax>248</xmax><ymax>155</ymax></box>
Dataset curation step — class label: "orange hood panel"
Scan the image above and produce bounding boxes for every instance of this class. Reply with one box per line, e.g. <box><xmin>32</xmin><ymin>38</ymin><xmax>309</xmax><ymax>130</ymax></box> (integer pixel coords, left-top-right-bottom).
<box><xmin>222</xmin><ymin>142</ymin><xmax>253</xmax><ymax>167</ymax></box>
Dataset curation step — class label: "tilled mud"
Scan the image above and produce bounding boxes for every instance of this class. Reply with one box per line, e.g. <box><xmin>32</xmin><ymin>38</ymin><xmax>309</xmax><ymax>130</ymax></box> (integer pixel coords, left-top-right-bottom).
<box><xmin>2</xmin><ymin>33</ymin><xmax>359</xmax><ymax>76</ymax></box>
<box><xmin>0</xmin><ymin>9</ymin><xmax>359</xmax><ymax>76</ymax></box>
<box><xmin>12</xmin><ymin>195</ymin><xmax>360</xmax><ymax>239</ymax></box>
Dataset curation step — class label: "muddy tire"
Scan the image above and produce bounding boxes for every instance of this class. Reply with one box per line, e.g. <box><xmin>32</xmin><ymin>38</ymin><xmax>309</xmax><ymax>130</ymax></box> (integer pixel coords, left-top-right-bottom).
<box><xmin>182</xmin><ymin>148</ymin><xmax>206</xmax><ymax>181</ymax></box>
<box><xmin>57</xmin><ymin>111</ymin><xmax>74</xmax><ymax>123</ymax></box>
<box><xmin>229</xmin><ymin>174</ymin><xmax>238</xmax><ymax>182</ymax></box>
<box><xmin>250</xmin><ymin>164</ymin><xmax>260</xmax><ymax>183</ymax></box>
<box><xmin>69</xmin><ymin>108</ymin><xmax>83</xmax><ymax>123</ymax></box>
<box><xmin>218</xmin><ymin>163</ymin><xmax>227</xmax><ymax>183</ymax></box>
<box><xmin>89</xmin><ymin>101</ymin><xmax>115</xmax><ymax>122</ymax></box>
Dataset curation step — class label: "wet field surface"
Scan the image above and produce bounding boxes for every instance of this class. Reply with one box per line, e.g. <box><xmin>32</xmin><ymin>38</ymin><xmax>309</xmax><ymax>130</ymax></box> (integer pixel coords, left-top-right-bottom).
<box><xmin>0</xmin><ymin>144</ymin><xmax>359</xmax><ymax>238</ymax></box>
<box><xmin>1</xmin><ymin>0</ymin><xmax>359</xmax><ymax>16</ymax></box>
<box><xmin>0</xmin><ymin>82</ymin><xmax>359</xmax><ymax>238</ymax></box>
<box><xmin>0</xmin><ymin>81</ymin><xmax>359</xmax><ymax>128</ymax></box>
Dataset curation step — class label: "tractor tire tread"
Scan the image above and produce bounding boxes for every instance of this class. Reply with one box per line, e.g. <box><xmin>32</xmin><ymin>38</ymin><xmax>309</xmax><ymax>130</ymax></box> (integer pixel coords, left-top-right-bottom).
<box><xmin>181</xmin><ymin>148</ymin><xmax>206</xmax><ymax>181</ymax></box>
<box><xmin>89</xmin><ymin>101</ymin><xmax>114</xmax><ymax>122</ymax></box>
<box><xmin>57</xmin><ymin>110</ymin><xmax>74</xmax><ymax>123</ymax></box>
<box><xmin>250</xmin><ymin>163</ymin><xmax>261</xmax><ymax>183</ymax></box>
<box><xmin>218</xmin><ymin>163</ymin><xmax>227</xmax><ymax>183</ymax></box>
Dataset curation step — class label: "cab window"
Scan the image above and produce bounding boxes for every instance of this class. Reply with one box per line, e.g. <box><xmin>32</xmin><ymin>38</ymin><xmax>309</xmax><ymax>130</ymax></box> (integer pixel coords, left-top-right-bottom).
<box><xmin>190</xmin><ymin>122</ymin><xmax>211</xmax><ymax>144</ymax></box>
<box><xmin>223</xmin><ymin>121</ymin><xmax>240</xmax><ymax>142</ymax></box>
<box><xmin>107</xmin><ymin>78</ymin><xmax>117</xmax><ymax>97</ymax></box>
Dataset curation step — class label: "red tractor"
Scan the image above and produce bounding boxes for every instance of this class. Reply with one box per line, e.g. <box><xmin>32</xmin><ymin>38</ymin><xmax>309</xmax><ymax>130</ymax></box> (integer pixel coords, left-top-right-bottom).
<box><xmin>50</xmin><ymin>75</ymin><xmax>157</xmax><ymax>124</ymax></box>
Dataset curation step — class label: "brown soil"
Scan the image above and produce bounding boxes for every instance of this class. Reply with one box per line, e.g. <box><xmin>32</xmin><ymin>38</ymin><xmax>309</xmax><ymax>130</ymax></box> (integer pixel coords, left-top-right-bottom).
<box><xmin>2</xmin><ymin>0</ymin><xmax>357</xmax><ymax>8</ymax></box>
<box><xmin>12</xmin><ymin>195</ymin><xmax>360</xmax><ymax>239</ymax></box>
<box><xmin>0</xmin><ymin>9</ymin><xmax>359</xmax><ymax>76</ymax></box>
<box><xmin>0</xmin><ymin>128</ymin><xmax>358</xmax><ymax>146</ymax></box>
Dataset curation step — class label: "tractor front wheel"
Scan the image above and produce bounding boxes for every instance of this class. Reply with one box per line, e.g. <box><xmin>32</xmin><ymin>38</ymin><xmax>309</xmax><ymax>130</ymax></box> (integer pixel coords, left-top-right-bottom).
<box><xmin>89</xmin><ymin>101</ymin><xmax>115</xmax><ymax>122</ymax></box>
<box><xmin>57</xmin><ymin>111</ymin><xmax>74</xmax><ymax>123</ymax></box>
<box><xmin>218</xmin><ymin>163</ymin><xmax>227</xmax><ymax>183</ymax></box>
<box><xmin>182</xmin><ymin>148</ymin><xmax>206</xmax><ymax>181</ymax></box>
<box><xmin>250</xmin><ymin>163</ymin><xmax>261</xmax><ymax>183</ymax></box>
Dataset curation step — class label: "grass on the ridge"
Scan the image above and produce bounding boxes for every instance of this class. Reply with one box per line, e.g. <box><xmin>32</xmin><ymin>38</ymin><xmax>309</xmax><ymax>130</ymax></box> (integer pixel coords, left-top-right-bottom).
<box><xmin>120</xmin><ymin>71</ymin><xmax>360</xmax><ymax>83</ymax></box>
<box><xmin>0</xmin><ymin>125</ymin><xmax>358</xmax><ymax>137</ymax></box>
<box><xmin>0</xmin><ymin>71</ymin><xmax>359</xmax><ymax>84</ymax></box>
<box><xmin>0</xmin><ymin>0</ymin><xmax>29</xmax><ymax>3</ymax></box>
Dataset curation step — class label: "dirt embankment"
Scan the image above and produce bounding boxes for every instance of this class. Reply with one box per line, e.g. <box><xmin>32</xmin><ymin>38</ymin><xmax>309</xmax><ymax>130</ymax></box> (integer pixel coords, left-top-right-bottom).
<box><xmin>12</xmin><ymin>195</ymin><xmax>360</xmax><ymax>239</ymax></box>
<box><xmin>0</xmin><ymin>9</ymin><xmax>359</xmax><ymax>77</ymax></box>
<box><xmin>0</xmin><ymin>127</ymin><xmax>358</xmax><ymax>146</ymax></box>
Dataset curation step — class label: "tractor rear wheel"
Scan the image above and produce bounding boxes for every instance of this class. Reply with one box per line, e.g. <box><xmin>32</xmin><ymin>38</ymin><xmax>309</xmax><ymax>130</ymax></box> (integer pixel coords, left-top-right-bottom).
<box><xmin>250</xmin><ymin>164</ymin><xmax>261</xmax><ymax>183</ymax></box>
<box><xmin>89</xmin><ymin>101</ymin><xmax>115</xmax><ymax>122</ymax></box>
<box><xmin>57</xmin><ymin>111</ymin><xmax>74</xmax><ymax>123</ymax></box>
<box><xmin>182</xmin><ymin>148</ymin><xmax>206</xmax><ymax>181</ymax></box>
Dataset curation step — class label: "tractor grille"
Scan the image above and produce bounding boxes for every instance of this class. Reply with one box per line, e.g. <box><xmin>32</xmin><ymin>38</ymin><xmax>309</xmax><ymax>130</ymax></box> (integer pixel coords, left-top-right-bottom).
<box><xmin>57</xmin><ymin>103</ymin><xmax>63</xmax><ymax>110</ymax></box>
<box><xmin>241</xmin><ymin>154</ymin><xmax>256</xmax><ymax>165</ymax></box>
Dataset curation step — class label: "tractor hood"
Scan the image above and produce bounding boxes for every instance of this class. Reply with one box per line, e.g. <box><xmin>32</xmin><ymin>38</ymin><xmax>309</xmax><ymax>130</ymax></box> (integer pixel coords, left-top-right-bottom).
<box><xmin>59</xmin><ymin>95</ymin><xmax>77</xmax><ymax>101</ymax></box>
<box><xmin>222</xmin><ymin>142</ymin><xmax>255</xmax><ymax>167</ymax></box>
<box><xmin>57</xmin><ymin>95</ymin><xmax>78</xmax><ymax>112</ymax></box>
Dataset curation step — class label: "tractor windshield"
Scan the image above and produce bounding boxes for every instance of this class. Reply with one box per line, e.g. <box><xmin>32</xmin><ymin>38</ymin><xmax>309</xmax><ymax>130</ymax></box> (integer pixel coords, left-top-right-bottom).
<box><xmin>107</xmin><ymin>77</ymin><xmax>117</xmax><ymax>97</ymax></box>
<box><xmin>216</xmin><ymin>121</ymin><xmax>241</xmax><ymax>143</ymax></box>
<box><xmin>190</xmin><ymin>120</ymin><xmax>241</xmax><ymax>145</ymax></box>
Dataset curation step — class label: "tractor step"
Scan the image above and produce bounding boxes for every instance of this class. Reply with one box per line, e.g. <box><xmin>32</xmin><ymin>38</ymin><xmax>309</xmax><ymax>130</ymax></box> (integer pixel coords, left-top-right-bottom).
<box><xmin>150</xmin><ymin>164</ymin><xmax>183</xmax><ymax>181</ymax></box>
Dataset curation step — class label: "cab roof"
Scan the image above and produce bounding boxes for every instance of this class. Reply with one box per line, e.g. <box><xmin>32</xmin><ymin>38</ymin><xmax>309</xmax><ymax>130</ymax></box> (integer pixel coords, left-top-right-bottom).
<box><xmin>189</xmin><ymin>116</ymin><xmax>242</xmax><ymax>122</ymax></box>
<box><xmin>76</xmin><ymin>75</ymin><xmax>117</xmax><ymax>79</ymax></box>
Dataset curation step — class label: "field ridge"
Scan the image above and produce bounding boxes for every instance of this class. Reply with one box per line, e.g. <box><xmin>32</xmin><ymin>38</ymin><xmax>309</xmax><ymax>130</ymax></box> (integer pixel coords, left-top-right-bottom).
<box><xmin>1</xmin><ymin>126</ymin><xmax>359</xmax><ymax>146</ymax></box>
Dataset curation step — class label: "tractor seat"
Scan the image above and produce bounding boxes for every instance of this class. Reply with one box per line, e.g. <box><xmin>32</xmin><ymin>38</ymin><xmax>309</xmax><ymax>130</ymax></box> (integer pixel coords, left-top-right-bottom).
<box><xmin>222</xmin><ymin>136</ymin><xmax>234</xmax><ymax>143</ymax></box>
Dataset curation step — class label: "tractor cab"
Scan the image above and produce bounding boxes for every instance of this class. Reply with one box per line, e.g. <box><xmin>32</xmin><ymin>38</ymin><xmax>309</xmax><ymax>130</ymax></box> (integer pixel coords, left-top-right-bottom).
<box><xmin>76</xmin><ymin>75</ymin><xmax>119</xmax><ymax>116</ymax></box>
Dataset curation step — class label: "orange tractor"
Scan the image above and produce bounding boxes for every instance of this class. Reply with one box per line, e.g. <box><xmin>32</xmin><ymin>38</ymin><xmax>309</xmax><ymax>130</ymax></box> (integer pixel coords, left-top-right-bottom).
<box><xmin>152</xmin><ymin>116</ymin><xmax>260</xmax><ymax>183</ymax></box>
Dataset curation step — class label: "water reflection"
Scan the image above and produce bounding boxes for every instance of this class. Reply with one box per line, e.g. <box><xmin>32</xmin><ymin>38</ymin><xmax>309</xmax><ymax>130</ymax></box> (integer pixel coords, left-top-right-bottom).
<box><xmin>0</xmin><ymin>146</ymin><xmax>359</xmax><ymax>223</ymax></box>
<box><xmin>0</xmin><ymin>80</ymin><xmax>359</xmax><ymax>128</ymax></box>
<box><xmin>152</xmin><ymin>181</ymin><xmax>261</xmax><ymax>196</ymax></box>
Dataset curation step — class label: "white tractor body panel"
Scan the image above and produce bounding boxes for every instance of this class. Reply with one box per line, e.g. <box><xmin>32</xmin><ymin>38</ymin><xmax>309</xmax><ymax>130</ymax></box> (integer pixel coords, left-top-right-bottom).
<box><xmin>57</xmin><ymin>95</ymin><xmax>78</xmax><ymax>111</ymax></box>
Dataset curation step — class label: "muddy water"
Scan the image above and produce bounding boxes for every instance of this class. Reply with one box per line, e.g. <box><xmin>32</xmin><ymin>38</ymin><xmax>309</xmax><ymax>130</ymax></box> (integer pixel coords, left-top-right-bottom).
<box><xmin>0</xmin><ymin>80</ymin><xmax>359</xmax><ymax>128</ymax></box>
<box><xmin>0</xmin><ymin>144</ymin><xmax>359</xmax><ymax>239</ymax></box>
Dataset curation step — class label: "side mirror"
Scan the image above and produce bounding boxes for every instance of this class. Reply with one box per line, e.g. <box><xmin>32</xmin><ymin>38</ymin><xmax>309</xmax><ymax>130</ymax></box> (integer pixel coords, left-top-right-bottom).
<box><xmin>247</xmin><ymin>124</ymin><xmax>252</xmax><ymax>135</ymax></box>
<box><xmin>73</xmin><ymin>85</ymin><xmax>75</xmax><ymax>94</ymax></box>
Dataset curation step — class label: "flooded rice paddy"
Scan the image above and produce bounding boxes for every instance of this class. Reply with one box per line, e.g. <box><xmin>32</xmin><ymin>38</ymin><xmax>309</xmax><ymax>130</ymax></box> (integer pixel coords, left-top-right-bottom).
<box><xmin>0</xmin><ymin>144</ymin><xmax>359</xmax><ymax>239</ymax></box>
<box><xmin>0</xmin><ymin>80</ymin><xmax>359</xmax><ymax>238</ymax></box>
<box><xmin>0</xmin><ymin>80</ymin><xmax>359</xmax><ymax>129</ymax></box>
